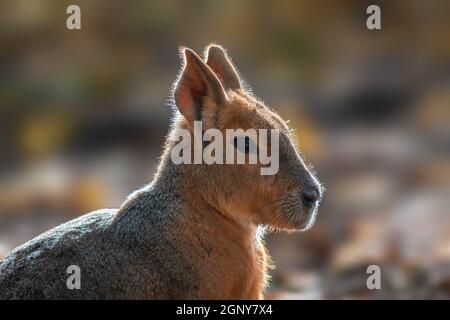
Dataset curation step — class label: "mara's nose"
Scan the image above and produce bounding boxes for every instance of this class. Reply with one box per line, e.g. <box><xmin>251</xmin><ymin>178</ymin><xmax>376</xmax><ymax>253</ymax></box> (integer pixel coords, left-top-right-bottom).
<box><xmin>301</xmin><ymin>187</ymin><xmax>320</xmax><ymax>210</ymax></box>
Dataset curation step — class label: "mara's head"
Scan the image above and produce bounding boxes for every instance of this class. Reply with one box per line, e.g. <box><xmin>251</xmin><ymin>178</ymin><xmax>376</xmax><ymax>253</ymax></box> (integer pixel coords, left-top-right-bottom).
<box><xmin>166</xmin><ymin>44</ymin><xmax>323</xmax><ymax>232</ymax></box>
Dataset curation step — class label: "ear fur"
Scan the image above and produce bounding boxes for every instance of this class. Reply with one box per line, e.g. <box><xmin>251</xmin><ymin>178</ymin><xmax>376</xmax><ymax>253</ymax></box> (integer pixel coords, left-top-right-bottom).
<box><xmin>206</xmin><ymin>44</ymin><xmax>242</xmax><ymax>91</ymax></box>
<box><xmin>173</xmin><ymin>47</ymin><xmax>228</xmax><ymax>124</ymax></box>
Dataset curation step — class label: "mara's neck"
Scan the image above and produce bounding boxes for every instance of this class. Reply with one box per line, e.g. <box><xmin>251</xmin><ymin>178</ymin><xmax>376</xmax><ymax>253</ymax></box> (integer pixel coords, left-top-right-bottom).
<box><xmin>129</xmin><ymin>135</ymin><xmax>268</xmax><ymax>298</ymax></box>
<box><xmin>150</xmin><ymin>137</ymin><xmax>259</xmax><ymax>245</ymax></box>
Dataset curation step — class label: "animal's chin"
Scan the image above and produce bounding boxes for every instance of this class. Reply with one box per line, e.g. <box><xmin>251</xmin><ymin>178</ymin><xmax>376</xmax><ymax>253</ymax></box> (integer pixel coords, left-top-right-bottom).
<box><xmin>271</xmin><ymin>207</ymin><xmax>319</xmax><ymax>232</ymax></box>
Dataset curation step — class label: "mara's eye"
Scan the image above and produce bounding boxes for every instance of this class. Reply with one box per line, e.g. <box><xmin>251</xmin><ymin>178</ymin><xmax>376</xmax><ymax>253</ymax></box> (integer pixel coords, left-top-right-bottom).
<box><xmin>233</xmin><ymin>136</ymin><xmax>252</xmax><ymax>154</ymax></box>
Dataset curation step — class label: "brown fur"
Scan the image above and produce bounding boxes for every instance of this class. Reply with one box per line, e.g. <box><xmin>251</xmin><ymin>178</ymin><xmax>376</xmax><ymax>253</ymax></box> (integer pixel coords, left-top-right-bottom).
<box><xmin>0</xmin><ymin>45</ymin><xmax>321</xmax><ymax>300</ymax></box>
<box><xmin>118</xmin><ymin>45</ymin><xmax>322</xmax><ymax>298</ymax></box>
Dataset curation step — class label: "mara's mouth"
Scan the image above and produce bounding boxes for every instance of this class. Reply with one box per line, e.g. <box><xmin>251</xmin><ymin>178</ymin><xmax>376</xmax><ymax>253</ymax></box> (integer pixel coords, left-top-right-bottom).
<box><xmin>263</xmin><ymin>192</ymin><xmax>321</xmax><ymax>232</ymax></box>
<box><xmin>288</xmin><ymin>206</ymin><xmax>319</xmax><ymax>231</ymax></box>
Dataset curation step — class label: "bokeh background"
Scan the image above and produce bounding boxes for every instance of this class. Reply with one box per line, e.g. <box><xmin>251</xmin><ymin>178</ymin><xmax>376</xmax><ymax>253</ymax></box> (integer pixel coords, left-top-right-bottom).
<box><xmin>0</xmin><ymin>0</ymin><xmax>449</xmax><ymax>299</ymax></box>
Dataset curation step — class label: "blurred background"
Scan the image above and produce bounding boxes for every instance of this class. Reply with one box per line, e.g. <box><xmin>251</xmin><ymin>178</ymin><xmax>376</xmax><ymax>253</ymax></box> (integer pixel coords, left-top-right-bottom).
<box><xmin>0</xmin><ymin>0</ymin><xmax>449</xmax><ymax>299</ymax></box>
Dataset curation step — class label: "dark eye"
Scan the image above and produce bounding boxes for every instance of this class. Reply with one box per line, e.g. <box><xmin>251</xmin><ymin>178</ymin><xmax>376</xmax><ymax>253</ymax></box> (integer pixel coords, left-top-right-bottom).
<box><xmin>233</xmin><ymin>136</ymin><xmax>251</xmax><ymax>153</ymax></box>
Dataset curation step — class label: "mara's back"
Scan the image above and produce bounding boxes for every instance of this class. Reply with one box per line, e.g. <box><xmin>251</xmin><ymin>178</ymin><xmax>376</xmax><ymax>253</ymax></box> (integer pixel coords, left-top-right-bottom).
<box><xmin>0</xmin><ymin>189</ymin><xmax>192</xmax><ymax>299</ymax></box>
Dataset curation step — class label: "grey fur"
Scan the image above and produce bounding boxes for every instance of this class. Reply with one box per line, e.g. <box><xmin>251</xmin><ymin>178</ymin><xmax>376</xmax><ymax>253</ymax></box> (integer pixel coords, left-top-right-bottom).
<box><xmin>0</xmin><ymin>182</ymin><xmax>204</xmax><ymax>299</ymax></box>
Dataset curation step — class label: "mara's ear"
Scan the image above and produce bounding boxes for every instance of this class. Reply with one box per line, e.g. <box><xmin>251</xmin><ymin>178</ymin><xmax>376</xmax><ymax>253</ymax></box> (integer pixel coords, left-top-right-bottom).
<box><xmin>174</xmin><ymin>47</ymin><xmax>228</xmax><ymax>124</ymax></box>
<box><xmin>206</xmin><ymin>44</ymin><xmax>242</xmax><ymax>91</ymax></box>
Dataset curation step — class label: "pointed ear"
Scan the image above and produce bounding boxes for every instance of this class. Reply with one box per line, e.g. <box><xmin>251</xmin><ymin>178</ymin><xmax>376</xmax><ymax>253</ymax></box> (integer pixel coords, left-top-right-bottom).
<box><xmin>206</xmin><ymin>45</ymin><xmax>242</xmax><ymax>91</ymax></box>
<box><xmin>174</xmin><ymin>48</ymin><xmax>228</xmax><ymax>124</ymax></box>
